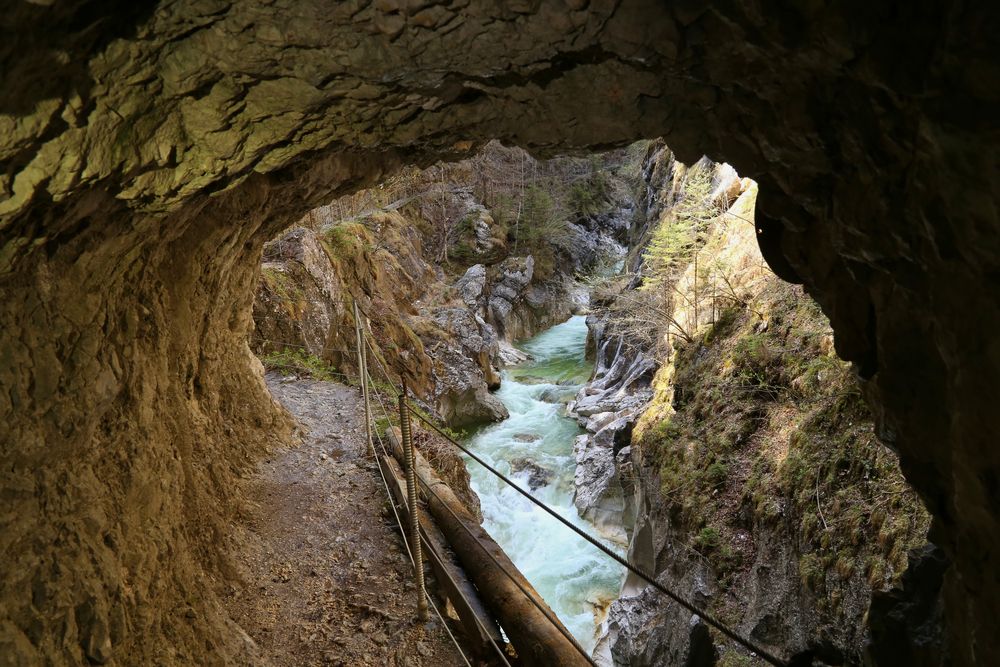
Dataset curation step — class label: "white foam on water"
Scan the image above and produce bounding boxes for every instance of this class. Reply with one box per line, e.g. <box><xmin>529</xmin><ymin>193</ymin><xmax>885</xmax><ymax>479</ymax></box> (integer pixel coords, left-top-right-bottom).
<box><xmin>463</xmin><ymin>315</ymin><xmax>626</xmax><ymax>655</ymax></box>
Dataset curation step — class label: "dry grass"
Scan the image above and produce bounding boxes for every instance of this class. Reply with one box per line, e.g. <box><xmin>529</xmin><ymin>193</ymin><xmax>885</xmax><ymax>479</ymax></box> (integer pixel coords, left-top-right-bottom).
<box><xmin>638</xmin><ymin>276</ymin><xmax>930</xmax><ymax>611</ymax></box>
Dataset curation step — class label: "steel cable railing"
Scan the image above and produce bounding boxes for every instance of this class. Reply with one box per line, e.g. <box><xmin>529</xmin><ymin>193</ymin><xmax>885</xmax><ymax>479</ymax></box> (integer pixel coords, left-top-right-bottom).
<box><xmin>355</xmin><ymin>321</ymin><xmax>786</xmax><ymax>667</ymax></box>
<box><xmin>364</xmin><ymin>399</ymin><xmax>474</xmax><ymax>667</ymax></box>
<box><xmin>365</xmin><ymin>367</ymin><xmax>514</xmax><ymax>667</ymax></box>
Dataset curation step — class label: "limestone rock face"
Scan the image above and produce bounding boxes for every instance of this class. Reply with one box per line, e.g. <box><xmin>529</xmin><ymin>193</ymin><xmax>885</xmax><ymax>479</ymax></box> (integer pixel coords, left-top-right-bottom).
<box><xmin>601</xmin><ymin>584</ymin><xmax>716</xmax><ymax>667</ymax></box>
<box><xmin>254</xmin><ymin>227</ymin><xmax>351</xmax><ymax>358</ymax></box>
<box><xmin>2</xmin><ymin>1</ymin><xmax>999</xmax><ymax>664</ymax></box>
<box><xmin>456</xmin><ymin>264</ymin><xmax>487</xmax><ymax>309</ymax></box>
<box><xmin>486</xmin><ymin>255</ymin><xmax>535</xmax><ymax>338</ymax></box>
<box><xmin>568</xmin><ymin>312</ymin><xmax>653</xmax><ymax>549</ymax></box>
<box><xmin>428</xmin><ymin>307</ymin><xmax>508</xmax><ymax>426</ymax></box>
<box><xmin>572</xmin><ymin>434</ymin><xmax>630</xmax><ymax>545</ymax></box>
<box><xmin>250</xmin><ymin>220</ymin><xmax>508</xmax><ymax>428</ymax></box>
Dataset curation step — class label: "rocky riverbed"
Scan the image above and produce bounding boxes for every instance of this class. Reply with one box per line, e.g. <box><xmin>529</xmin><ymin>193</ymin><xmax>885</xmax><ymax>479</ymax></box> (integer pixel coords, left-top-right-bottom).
<box><xmin>459</xmin><ymin>316</ymin><xmax>627</xmax><ymax>655</ymax></box>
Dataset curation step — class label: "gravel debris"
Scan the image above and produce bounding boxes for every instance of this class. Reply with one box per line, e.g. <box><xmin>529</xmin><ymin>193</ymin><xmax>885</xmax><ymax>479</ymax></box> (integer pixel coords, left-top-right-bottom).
<box><xmin>224</xmin><ymin>374</ymin><xmax>468</xmax><ymax>666</ymax></box>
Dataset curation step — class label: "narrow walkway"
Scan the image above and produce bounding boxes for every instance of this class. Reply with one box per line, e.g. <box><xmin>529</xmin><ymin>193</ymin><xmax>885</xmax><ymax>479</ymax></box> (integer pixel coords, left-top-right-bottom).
<box><xmin>223</xmin><ymin>375</ymin><xmax>465</xmax><ymax>666</ymax></box>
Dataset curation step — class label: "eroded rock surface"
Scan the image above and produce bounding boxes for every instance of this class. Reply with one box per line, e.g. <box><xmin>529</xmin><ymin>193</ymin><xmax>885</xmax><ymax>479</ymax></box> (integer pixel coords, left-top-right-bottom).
<box><xmin>251</xmin><ymin>220</ymin><xmax>508</xmax><ymax>427</ymax></box>
<box><xmin>2</xmin><ymin>1</ymin><xmax>999</xmax><ymax>664</ymax></box>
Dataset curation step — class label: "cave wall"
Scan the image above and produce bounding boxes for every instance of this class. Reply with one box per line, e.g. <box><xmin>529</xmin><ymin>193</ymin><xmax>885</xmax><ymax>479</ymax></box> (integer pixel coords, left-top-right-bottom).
<box><xmin>1</xmin><ymin>1</ymin><xmax>997</xmax><ymax>664</ymax></box>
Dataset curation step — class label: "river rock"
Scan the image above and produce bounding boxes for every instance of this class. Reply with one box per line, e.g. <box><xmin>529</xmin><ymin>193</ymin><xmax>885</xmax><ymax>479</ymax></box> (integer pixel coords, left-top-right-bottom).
<box><xmin>604</xmin><ymin>585</ymin><xmax>717</xmax><ymax>667</ymax></box>
<box><xmin>513</xmin><ymin>433</ymin><xmax>541</xmax><ymax>443</ymax></box>
<box><xmin>514</xmin><ymin>374</ymin><xmax>550</xmax><ymax>385</ymax></box>
<box><xmin>539</xmin><ymin>387</ymin><xmax>575</xmax><ymax>404</ymax></box>
<box><xmin>573</xmin><ymin>352</ymin><xmax>655</xmax><ymax>419</ymax></box>
<box><xmin>498</xmin><ymin>341</ymin><xmax>531</xmax><ymax>366</ymax></box>
<box><xmin>436</xmin><ymin>378</ymin><xmax>508</xmax><ymax>427</ymax></box>
<box><xmin>509</xmin><ymin>458</ymin><xmax>555</xmax><ymax>491</ymax></box>
<box><xmin>430</xmin><ymin>323</ymin><xmax>508</xmax><ymax>427</ymax></box>
<box><xmin>572</xmin><ymin>435</ymin><xmax>629</xmax><ymax>545</ymax></box>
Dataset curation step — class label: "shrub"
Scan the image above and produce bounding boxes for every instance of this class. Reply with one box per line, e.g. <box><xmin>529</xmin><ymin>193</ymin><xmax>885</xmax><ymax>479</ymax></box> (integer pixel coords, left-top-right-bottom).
<box><xmin>694</xmin><ymin>526</ymin><xmax>721</xmax><ymax>552</ymax></box>
<box><xmin>261</xmin><ymin>348</ymin><xmax>340</xmax><ymax>381</ymax></box>
<box><xmin>706</xmin><ymin>460</ymin><xmax>729</xmax><ymax>486</ymax></box>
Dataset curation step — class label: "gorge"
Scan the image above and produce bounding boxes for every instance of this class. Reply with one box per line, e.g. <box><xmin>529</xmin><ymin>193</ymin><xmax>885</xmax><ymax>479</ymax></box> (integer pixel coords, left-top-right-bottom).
<box><xmin>2</xmin><ymin>2</ymin><xmax>999</xmax><ymax>665</ymax></box>
<box><xmin>244</xmin><ymin>141</ymin><xmax>929</xmax><ymax>665</ymax></box>
<box><xmin>462</xmin><ymin>315</ymin><xmax>625</xmax><ymax>656</ymax></box>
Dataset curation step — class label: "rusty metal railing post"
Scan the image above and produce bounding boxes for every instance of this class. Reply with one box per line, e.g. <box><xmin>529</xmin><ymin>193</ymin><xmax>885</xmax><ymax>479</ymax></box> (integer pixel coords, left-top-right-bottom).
<box><xmin>353</xmin><ymin>300</ymin><xmax>374</xmax><ymax>457</ymax></box>
<box><xmin>399</xmin><ymin>380</ymin><xmax>429</xmax><ymax>621</ymax></box>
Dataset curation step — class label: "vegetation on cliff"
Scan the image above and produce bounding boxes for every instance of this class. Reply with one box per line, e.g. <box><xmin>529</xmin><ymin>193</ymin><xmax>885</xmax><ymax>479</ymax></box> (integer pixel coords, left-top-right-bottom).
<box><xmin>538</xmin><ymin>142</ymin><xmax>939</xmax><ymax>665</ymax></box>
<box><xmin>638</xmin><ymin>277</ymin><xmax>930</xmax><ymax>616</ymax></box>
<box><xmin>597</xmin><ymin>145</ymin><xmax>932</xmax><ymax>662</ymax></box>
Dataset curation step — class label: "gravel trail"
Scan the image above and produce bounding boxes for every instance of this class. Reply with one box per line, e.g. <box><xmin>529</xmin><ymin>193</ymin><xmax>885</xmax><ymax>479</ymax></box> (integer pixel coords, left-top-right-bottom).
<box><xmin>223</xmin><ymin>374</ymin><xmax>467</xmax><ymax>666</ymax></box>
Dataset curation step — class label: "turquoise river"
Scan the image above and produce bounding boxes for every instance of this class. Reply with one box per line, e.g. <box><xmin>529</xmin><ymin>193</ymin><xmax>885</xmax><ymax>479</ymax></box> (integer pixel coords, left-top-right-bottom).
<box><xmin>462</xmin><ymin>315</ymin><xmax>625</xmax><ymax>654</ymax></box>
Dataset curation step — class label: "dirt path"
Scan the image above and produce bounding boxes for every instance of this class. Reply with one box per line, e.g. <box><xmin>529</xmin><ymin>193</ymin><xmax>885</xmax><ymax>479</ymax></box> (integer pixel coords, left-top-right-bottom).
<box><xmin>223</xmin><ymin>374</ymin><xmax>466</xmax><ymax>666</ymax></box>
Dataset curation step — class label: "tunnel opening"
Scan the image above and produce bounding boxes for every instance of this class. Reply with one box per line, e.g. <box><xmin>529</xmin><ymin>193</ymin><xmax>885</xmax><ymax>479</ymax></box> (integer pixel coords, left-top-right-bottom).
<box><xmin>238</xmin><ymin>140</ymin><xmax>933</xmax><ymax>665</ymax></box>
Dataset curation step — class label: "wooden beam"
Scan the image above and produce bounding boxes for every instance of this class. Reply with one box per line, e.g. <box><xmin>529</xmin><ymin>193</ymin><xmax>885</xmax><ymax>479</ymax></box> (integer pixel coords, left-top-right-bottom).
<box><xmin>385</xmin><ymin>428</ymin><xmax>590</xmax><ymax>667</ymax></box>
<box><xmin>378</xmin><ymin>452</ymin><xmax>504</xmax><ymax>652</ymax></box>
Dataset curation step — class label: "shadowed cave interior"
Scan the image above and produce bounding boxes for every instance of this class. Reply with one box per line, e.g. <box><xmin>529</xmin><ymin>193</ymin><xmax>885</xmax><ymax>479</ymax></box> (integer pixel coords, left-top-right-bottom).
<box><xmin>1</xmin><ymin>1</ymin><xmax>998</xmax><ymax>665</ymax></box>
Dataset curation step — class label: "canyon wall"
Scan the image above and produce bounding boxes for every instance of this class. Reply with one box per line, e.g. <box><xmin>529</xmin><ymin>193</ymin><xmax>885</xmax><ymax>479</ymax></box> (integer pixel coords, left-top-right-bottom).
<box><xmin>249</xmin><ymin>146</ymin><xmax>630</xmax><ymax>427</ymax></box>
<box><xmin>581</xmin><ymin>146</ymin><xmax>930</xmax><ymax>664</ymax></box>
<box><xmin>2</xmin><ymin>1</ymin><xmax>998</xmax><ymax>663</ymax></box>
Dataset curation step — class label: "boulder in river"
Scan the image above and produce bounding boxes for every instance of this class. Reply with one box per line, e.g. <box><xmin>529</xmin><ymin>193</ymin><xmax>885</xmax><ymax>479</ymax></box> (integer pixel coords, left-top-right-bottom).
<box><xmin>539</xmin><ymin>387</ymin><xmax>575</xmax><ymax>404</ymax></box>
<box><xmin>498</xmin><ymin>341</ymin><xmax>531</xmax><ymax>366</ymax></box>
<box><xmin>509</xmin><ymin>457</ymin><xmax>555</xmax><ymax>490</ymax></box>
<box><xmin>513</xmin><ymin>373</ymin><xmax>550</xmax><ymax>385</ymax></box>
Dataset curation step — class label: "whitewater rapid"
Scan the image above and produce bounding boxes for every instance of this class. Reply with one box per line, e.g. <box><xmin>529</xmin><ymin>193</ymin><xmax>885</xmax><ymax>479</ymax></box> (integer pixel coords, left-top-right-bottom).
<box><xmin>462</xmin><ymin>315</ymin><xmax>625</xmax><ymax>654</ymax></box>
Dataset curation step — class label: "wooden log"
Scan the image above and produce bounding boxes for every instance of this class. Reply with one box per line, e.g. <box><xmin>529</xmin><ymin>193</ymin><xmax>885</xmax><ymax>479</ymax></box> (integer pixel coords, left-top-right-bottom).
<box><xmin>378</xmin><ymin>452</ymin><xmax>503</xmax><ymax>651</ymax></box>
<box><xmin>386</xmin><ymin>428</ymin><xmax>590</xmax><ymax>667</ymax></box>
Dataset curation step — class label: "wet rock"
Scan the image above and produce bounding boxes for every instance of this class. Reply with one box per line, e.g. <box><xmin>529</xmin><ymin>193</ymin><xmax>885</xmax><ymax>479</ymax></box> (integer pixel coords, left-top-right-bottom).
<box><xmin>498</xmin><ymin>341</ymin><xmax>531</xmax><ymax>366</ymax></box>
<box><xmin>572</xmin><ymin>435</ymin><xmax>629</xmax><ymax>545</ymax></box>
<box><xmin>509</xmin><ymin>458</ymin><xmax>555</xmax><ymax>490</ymax></box>
<box><xmin>539</xmin><ymin>386</ymin><xmax>575</xmax><ymax>404</ymax></box>
<box><xmin>606</xmin><ymin>578</ymin><xmax>716</xmax><ymax>667</ymax></box>
<box><xmin>512</xmin><ymin>433</ymin><xmax>540</xmax><ymax>443</ymax></box>
<box><xmin>514</xmin><ymin>374</ymin><xmax>549</xmax><ymax>385</ymax></box>
<box><xmin>433</xmin><ymin>357</ymin><xmax>508</xmax><ymax>426</ymax></box>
